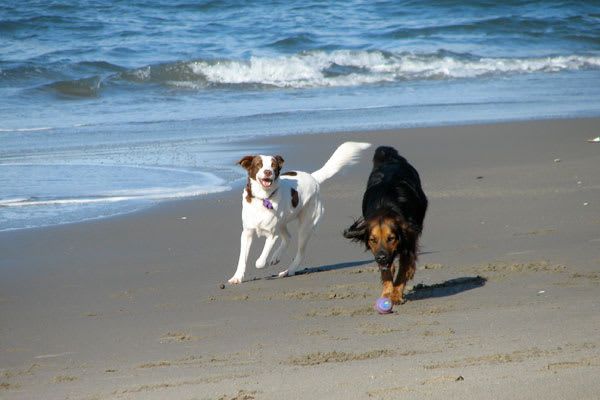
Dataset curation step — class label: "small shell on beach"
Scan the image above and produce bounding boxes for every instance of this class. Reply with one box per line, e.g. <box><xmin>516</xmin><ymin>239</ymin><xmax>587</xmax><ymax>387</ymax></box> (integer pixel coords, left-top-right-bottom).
<box><xmin>553</xmin><ymin>158</ymin><xmax>561</xmax><ymax>163</ymax></box>
<box><xmin>180</xmin><ymin>216</ymin><xmax>187</xmax><ymax>220</ymax></box>
<box><xmin>587</xmin><ymin>137</ymin><xmax>600</xmax><ymax>143</ymax></box>
<box><xmin>219</xmin><ymin>283</ymin><xmax>225</xmax><ymax>289</ymax></box>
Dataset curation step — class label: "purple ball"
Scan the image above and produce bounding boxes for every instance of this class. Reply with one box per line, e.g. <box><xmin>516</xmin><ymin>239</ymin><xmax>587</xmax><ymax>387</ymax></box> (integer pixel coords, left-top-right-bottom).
<box><xmin>375</xmin><ymin>297</ymin><xmax>393</xmax><ymax>314</ymax></box>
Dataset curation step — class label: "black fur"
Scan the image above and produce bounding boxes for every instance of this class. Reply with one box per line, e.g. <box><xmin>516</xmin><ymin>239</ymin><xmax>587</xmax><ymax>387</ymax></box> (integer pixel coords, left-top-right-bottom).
<box><xmin>344</xmin><ymin>146</ymin><xmax>428</xmax><ymax>281</ymax></box>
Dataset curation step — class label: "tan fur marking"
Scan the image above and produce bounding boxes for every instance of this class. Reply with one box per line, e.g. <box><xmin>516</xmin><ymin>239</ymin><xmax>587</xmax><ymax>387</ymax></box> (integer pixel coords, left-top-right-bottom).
<box><xmin>367</xmin><ymin>217</ymin><xmax>399</xmax><ymax>257</ymax></box>
<box><xmin>368</xmin><ymin>216</ymin><xmax>417</xmax><ymax>305</ymax></box>
<box><xmin>391</xmin><ymin>261</ymin><xmax>415</xmax><ymax>305</ymax></box>
<box><xmin>381</xmin><ymin>269</ymin><xmax>394</xmax><ymax>299</ymax></box>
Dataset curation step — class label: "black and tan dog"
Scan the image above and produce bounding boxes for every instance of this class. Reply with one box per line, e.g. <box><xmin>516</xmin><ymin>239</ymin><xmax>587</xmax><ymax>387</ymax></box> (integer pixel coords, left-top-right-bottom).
<box><xmin>344</xmin><ymin>146</ymin><xmax>428</xmax><ymax>304</ymax></box>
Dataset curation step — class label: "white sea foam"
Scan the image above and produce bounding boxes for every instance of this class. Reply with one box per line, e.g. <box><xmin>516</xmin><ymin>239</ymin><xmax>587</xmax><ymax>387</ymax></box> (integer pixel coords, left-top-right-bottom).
<box><xmin>0</xmin><ymin>127</ymin><xmax>53</xmax><ymax>132</ymax></box>
<box><xmin>0</xmin><ymin>185</ymin><xmax>231</xmax><ymax>208</ymax></box>
<box><xmin>0</xmin><ymin>198</ymin><xmax>30</xmax><ymax>206</ymax></box>
<box><xmin>177</xmin><ymin>51</ymin><xmax>600</xmax><ymax>88</ymax></box>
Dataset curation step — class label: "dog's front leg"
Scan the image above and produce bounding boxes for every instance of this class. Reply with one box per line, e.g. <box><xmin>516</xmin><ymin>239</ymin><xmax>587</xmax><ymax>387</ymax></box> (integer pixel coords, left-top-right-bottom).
<box><xmin>255</xmin><ymin>234</ymin><xmax>279</xmax><ymax>269</ymax></box>
<box><xmin>391</xmin><ymin>257</ymin><xmax>415</xmax><ymax>305</ymax></box>
<box><xmin>228</xmin><ymin>229</ymin><xmax>254</xmax><ymax>284</ymax></box>
<box><xmin>380</xmin><ymin>268</ymin><xmax>394</xmax><ymax>300</ymax></box>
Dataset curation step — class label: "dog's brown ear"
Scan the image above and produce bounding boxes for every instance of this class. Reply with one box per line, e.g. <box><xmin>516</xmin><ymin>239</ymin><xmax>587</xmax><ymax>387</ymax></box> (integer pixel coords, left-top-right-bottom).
<box><xmin>343</xmin><ymin>217</ymin><xmax>367</xmax><ymax>246</ymax></box>
<box><xmin>237</xmin><ymin>155</ymin><xmax>256</xmax><ymax>171</ymax></box>
<box><xmin>273</xmin><ymin>155</ymin><xmax>284</xmax><ymax>170</ymax></box>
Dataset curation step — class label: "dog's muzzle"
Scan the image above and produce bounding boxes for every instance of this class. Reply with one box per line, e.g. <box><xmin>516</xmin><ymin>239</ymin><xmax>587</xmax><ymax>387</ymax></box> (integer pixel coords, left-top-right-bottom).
<box><xmin>375</xmin><ymin>251</ymin><xmax>394</xmax><ymax>271</ymax></box>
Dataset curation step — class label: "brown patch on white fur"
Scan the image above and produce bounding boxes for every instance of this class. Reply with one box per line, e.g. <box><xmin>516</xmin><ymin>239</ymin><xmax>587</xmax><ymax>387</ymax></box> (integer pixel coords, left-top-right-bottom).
<box><xmin>272</xmin><ymin>155</ymin><xmax>284</xmax><ymax>177</ymax></box>
<box><xmin>237</xmin><ymin>155</ymin><xmax>262</xmax><ymax>179</ymax></box>
<box><xmin>244</xmin><ymin>178</ymin><xmax>253</xmax><ymax>203</ymax></box>
<box><xmin>283</xmin><ymin>171</ymin><xmax>299</xmax><ymax>207</ymax></box>
<box><xmin>238</xmin><ymin>156</ymin><xmax>261</xmax><ymax>202</ymax></box>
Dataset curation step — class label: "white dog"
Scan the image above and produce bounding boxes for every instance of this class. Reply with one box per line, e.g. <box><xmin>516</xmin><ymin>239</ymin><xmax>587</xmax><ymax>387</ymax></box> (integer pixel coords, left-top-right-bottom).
<box><xmin>228</xmin><ymin>142</ymin><xmax>371</xmax><ymax>284</ymax></box>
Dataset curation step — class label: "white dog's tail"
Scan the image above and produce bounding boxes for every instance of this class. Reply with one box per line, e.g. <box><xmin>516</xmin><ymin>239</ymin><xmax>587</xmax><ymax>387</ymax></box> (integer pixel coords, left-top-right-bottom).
<box><xmin>311</xmin><ymin>141</ymin><xmax>371</xmax><ymax>184</ymax></box>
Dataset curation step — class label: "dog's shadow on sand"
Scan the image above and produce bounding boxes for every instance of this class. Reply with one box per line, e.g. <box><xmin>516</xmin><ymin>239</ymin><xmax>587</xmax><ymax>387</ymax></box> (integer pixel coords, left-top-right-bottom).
<box><xmin>267</xmin><ymin>261</ymin><xmax>487</xmax><ymax>301</ymax></box>
<box><xmin>296</xmin><ymin>259</ymin><xmax>374</xmax><ymax>274</ymax></box>
<box><xmin>405</xmin><ymin>276</ymin><xmax>487</xmax><ymax>301</ymax></box>
<box><xmin>264</xmin><ymin>260</ymin><xmax>373</xmax><ymax>280</ymax></box>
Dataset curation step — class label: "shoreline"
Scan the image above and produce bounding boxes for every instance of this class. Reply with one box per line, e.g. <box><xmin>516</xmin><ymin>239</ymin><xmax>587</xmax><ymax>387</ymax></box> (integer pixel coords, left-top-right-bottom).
<box><xmin>2</xmin><ymin>115</ymin><xmax>599</xmax><ymax>235</ymax></box>
<box><xmin>1</xmin><ymin>117</ymin><xmax>599</xmax><ymax>399</ymax></box>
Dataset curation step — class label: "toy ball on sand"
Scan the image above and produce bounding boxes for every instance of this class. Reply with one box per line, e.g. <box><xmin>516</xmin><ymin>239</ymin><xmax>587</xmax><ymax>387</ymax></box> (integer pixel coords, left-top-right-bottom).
<box><xmin>375</xmin><ymin>297</ymin><xmax>393</xmax><ymax>314</ymax></box>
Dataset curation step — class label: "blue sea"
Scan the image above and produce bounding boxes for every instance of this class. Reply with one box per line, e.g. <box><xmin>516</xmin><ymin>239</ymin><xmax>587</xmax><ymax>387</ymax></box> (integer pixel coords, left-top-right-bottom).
<box><xmin>2</xmin><ymin>0</ymin><xmax>600</xmax><ymax>231</ymax></box>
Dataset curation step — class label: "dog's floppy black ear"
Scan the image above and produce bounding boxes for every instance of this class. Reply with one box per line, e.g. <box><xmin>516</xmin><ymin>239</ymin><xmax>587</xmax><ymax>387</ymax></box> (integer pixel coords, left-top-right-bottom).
<box><xmin>237</xmin><ymin>155</ymin><xmax>255</xmax><ymax>171</ymax></box>
<box><xmin>343</xmin><ymin>217</ymin><xmax>367</xmax><ymax>244</ymax></box>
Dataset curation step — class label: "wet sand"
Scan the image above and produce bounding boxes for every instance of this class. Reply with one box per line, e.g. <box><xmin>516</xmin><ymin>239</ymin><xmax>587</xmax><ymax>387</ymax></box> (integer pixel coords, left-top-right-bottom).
<box><xmin>1</xmin><ymin>118</ymin><xmax>599</xmax><ymax>399</ymax></box>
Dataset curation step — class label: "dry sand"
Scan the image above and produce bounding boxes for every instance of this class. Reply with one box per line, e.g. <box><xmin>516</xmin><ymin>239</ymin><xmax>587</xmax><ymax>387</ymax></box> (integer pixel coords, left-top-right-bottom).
<box><xmin>1</xmin><ymin>118</ymin><xmax>599</xmax><ymax>399</ymax></box>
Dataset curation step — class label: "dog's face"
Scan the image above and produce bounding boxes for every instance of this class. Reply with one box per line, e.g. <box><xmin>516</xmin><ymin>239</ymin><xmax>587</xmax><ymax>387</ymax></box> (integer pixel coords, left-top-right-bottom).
<box><xmin>366</xmin><ymin>216</ymin><xmax>400</xmax><ymax>270</ymax></box>
<box><xmin>238</xmin><ymin>155</ymin><xmax>284</xmax><ymax>190</ymax></box>
<box><xmin>344</xmin><ymin>214</ymin><xmax>405</xmax><ymax>271</ymax></box>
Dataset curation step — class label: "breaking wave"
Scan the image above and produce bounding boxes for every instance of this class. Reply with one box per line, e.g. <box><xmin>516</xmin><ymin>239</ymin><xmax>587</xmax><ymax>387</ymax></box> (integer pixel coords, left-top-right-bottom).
<box><xmin>39</xmin><ymin>50</ymin><xmax>600</xmax><ymax>96</ymax></box>
<box><xmin>119</xmin><ymin>50</ymin><xmax>600</xmax><ymax>89</ymax></box>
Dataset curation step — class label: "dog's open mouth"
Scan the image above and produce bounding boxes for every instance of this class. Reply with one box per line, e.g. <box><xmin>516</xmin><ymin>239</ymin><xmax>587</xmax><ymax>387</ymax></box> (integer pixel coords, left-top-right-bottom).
<box><xmin>378</xmin><ymin>263</ymin><xmax>392</xmax><ymax>272</ymax></box>
<box><xmin>259</xmin><ymin>178</ymin><xmax>273</xmax><ymax>188</ymax></box>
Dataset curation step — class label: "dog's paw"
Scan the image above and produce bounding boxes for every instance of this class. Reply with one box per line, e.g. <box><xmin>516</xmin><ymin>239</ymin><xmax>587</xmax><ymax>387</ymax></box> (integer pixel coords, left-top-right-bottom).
<box><xmin>268</xmin><ymin>258</ymin><xmax>280</xmax><ymax>266</ymax></box>
<box><xmin>255</xmin><ymin>259</ymin><xmax>267</xmax><ymax>269</ymax></box>
<box><xmin>390</xmin><ymin>295</ymin><xmax>406</xmax><ymax>305</ymax></box>
<box><xmin>228</xmin><ymin>276</ymin><xmax>243</xmax><ymax>284</ymax></box>
<box><xmin>381</xmin><ymin>292</ymin><xmax>393</xmax><ymax>301</ymax></box>
<box><xmin>390</xmin><ymin>288</ymin><xmax>406</xmax><ymax>305</ymax></box>
<box><xmin>278</xmin><ymin>269</ymin><xmax>290</xmax><ymax>278</ymax></box>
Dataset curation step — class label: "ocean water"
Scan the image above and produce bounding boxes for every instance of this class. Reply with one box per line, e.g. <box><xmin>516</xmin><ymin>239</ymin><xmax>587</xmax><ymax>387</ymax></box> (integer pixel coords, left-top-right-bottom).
<box><xmin>2</xmin><ymin>0</ymin><xmax>600</xmax><ymax>231</ymax></box>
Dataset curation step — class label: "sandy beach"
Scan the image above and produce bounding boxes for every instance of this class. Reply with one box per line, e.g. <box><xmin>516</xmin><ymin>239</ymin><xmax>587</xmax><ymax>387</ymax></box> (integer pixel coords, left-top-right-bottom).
<box><xmin>1</xmin><ymin>118</ymin><xmax>599</xmax><ymax>399</ymax></box>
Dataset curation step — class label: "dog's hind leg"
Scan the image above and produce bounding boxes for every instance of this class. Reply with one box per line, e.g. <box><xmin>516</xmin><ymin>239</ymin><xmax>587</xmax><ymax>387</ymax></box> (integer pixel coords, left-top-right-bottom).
<box><xmin>256</xmin><ymin>233</ymin><xmax>279</xmax><ymax>269</ymax></box>
<box><xmin>278</xmin><ymin>225</ymin><xmax>310</xmax><ymax>277</ymax></box>
<box><xmin>268</xmin><ymin>226</ymin><xmax>290</xmax><ymax>266</ymax></box>
<box><xmin>278</xmin><ymin>203</ymin><xmax>321</xmax><ymax>277</ymax></box>
<box><xmin>229</xmin><ymin>229</ymin><xmax>254</xmax><ymax>284</ymax></box>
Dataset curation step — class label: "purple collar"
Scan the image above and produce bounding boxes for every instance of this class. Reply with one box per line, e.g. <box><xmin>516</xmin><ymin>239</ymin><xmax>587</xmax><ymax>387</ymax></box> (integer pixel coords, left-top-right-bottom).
<box><xmin>261</xmin><ymin>189</ymin><xmax>278</xmax><ymax>210</ymax></box>
<box><xmin>263</xmin><ymin>198</ymin><xmax>274</xmax><ymax>209</ymax></box>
